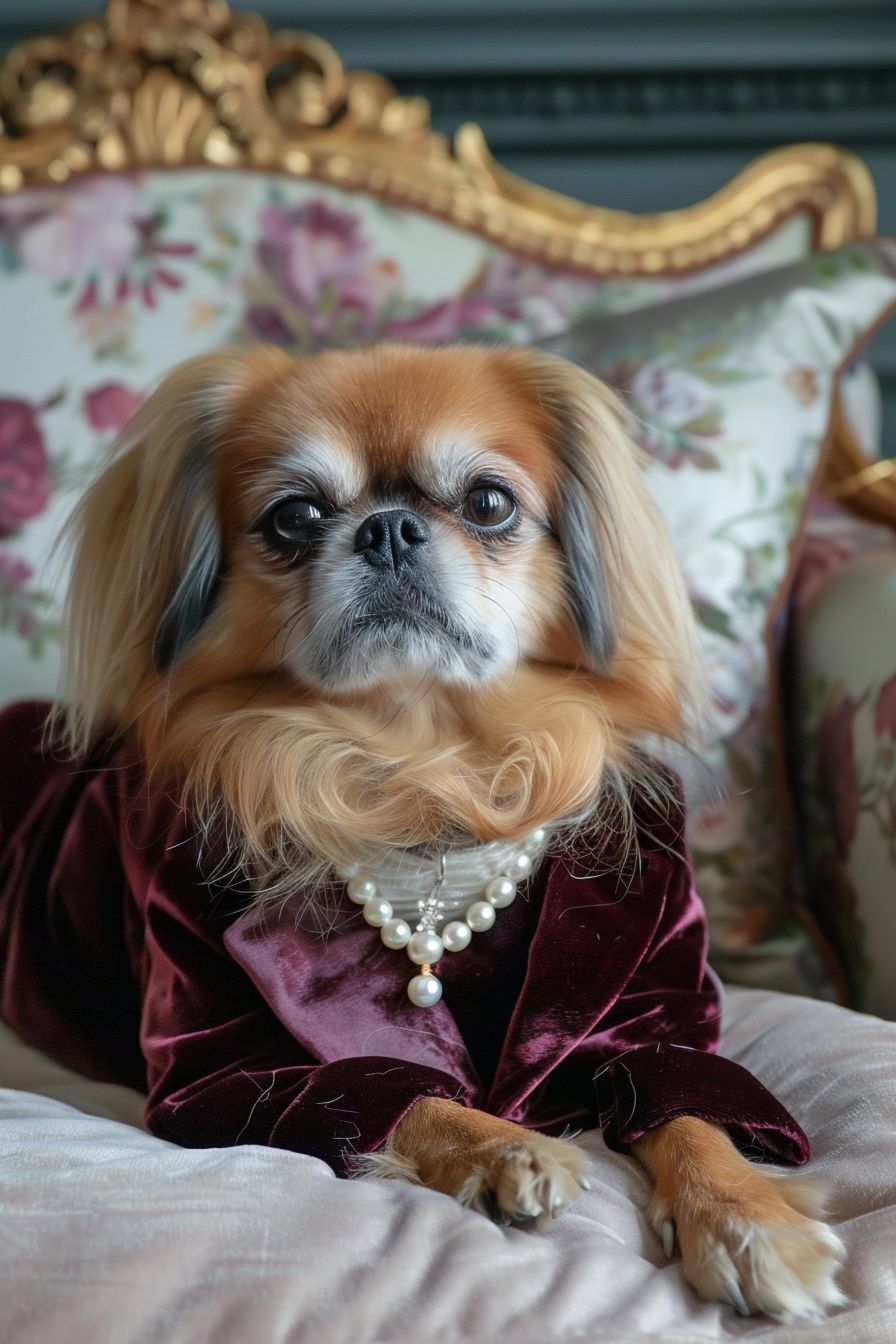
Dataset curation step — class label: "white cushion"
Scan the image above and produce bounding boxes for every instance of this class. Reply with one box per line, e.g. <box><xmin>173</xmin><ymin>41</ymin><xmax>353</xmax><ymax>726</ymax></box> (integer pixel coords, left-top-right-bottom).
<box><xmin>0</xmin><ymin>988</ymin><xmax>893</xmax><ymax>1343</ymax></box>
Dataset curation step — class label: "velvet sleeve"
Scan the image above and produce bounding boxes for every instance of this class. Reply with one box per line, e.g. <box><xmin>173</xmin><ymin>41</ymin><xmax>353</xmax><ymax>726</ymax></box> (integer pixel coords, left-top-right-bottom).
<box><xmin>137</xmin><ymin>845</ymin><xmax>465</xmax><ymax>1175</ymax></box>
<box><xmin>573</xmin><ymin>843</ymin><xmax>810</xmax><ymax>1166</ymax></box>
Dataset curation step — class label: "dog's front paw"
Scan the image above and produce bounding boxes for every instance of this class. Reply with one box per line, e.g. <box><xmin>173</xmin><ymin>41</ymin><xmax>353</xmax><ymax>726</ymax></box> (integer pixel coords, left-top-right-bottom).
<box><xmin>460</xmin><ymin>1134</ymin><xmax>590</xmax><ymax>1229</ymax></box>
<box><xmin>649</xmin><ymin>1173</ymin><xmax>847</xmax><ymax>1321</ymax></box>
<box><xmin>380</xmin><ymin>1098</ymin><xmax>590</xmax><ymax>1228</ymax></box>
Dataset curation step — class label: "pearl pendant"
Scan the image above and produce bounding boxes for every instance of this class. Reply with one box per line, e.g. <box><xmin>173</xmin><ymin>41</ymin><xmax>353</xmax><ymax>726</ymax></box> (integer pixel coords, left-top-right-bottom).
<box><xmin>442</xmin><ymin>920</ymin><xmax>472</xmax><ymax>952</ymax></box>
<box><xmin>363</xmin><ymin>896</ymin><xmax>393</xmax><ymax>927</ymax></box>
<box><xmin>407</xmin><ymin>930</ymin><xmax>444</xmax><ymax>965</ymax></box>
<box><xmin>408</xmin><ymin>973</ymin><xmax>442</xmax><ymax>1007</ymax></box>
<box><xmin>346</xmin><ymin>826</ymin><xmax>551</xmax><ymax>1007</ymax></box>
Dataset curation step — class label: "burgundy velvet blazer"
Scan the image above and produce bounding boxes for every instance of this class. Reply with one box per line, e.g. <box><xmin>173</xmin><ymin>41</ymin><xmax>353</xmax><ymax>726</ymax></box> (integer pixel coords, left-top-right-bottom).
<box><xmin>0</xmin><ymin>700</ymin><xmax>808</xmax><ymax>1175</ymax></box>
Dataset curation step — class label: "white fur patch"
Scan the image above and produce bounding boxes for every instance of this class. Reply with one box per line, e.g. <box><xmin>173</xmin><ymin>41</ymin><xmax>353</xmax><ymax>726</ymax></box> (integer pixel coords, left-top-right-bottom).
<box><xmin>415</xmin><ymin>431</ymin><xmax>546</xmax><ymax>514</ymax></box>
<box><xmin>457</xmin><ymin>1138</ymin><xmax>591</xmax><ymax>1229</ymax></box>
<box><xmin>258</xmin><ymin>435</ymin><xmax>366</xmax><ymax>509</ymax></box>
<box><xmin>356</xmin><ymin>1133</ymin><xmax>591</xmax><ymax>1231</ymax></box>
<box><xmin>347</xmin><ymin>1147</ymin><xmax>422</xmax><ymax>1184</ymax></box>
<box><xmin>649</xmin><ymin>1173</ymin><xmax>848</xmax><ymax>1321</ymax></box>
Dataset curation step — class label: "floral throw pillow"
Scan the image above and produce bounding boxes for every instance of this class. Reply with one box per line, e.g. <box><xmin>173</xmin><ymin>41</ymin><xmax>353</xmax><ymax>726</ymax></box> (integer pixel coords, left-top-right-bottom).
<box><xmin>540</xmin><ymin>244</ymin><xmax>896</xmax><ymax>996</ymax></box>
<box><xmin>790</xmin><ymin>501</ymin><xmax>896</xmax><ymax>1014</ymax></box>
<box><xmin>0</xmin><ymin>167</ymin><xmax>892</xmax><ymax>1000</ymax></box>
<box><xmin>794</xmin><ymin>552</ymin><xmax>896</xmax><ymax>1017</ymax></box>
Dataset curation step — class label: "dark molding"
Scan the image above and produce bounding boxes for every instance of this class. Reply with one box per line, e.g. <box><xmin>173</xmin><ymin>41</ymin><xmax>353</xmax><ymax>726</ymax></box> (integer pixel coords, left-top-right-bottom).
<box><xmin>394</xmin><ymin>67</ymin><xmax>896</xmax><ymax>148</ymax></box>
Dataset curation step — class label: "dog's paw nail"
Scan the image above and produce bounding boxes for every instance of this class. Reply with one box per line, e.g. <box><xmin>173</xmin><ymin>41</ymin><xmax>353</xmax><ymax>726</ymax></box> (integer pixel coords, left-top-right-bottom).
<box><xmin>661</xmin><ymin>1220</ymin><xmax>675</xmax><ymax>1258</ymax></box>
<box><xmin>578</xmin><ymin>1175</ymin><xmax>592</xmax><ymax>1191</ymax></box>
<box><xmin>729</xmin><ymin>1285</ymin><xmax>751</xmax><ymax>1317</ymax></box>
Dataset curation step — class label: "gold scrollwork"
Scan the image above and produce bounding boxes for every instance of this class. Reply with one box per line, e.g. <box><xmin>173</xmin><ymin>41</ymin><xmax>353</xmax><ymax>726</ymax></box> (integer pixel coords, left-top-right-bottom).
<box><xmin>0</xmin><ymin>0</ymin><xmax>890</xmax><ymax>522</ymax></box>
<box><xmin>0</xmin><ymin>0</ymin><xmax>877</xmax><ymax>268</ymax></box>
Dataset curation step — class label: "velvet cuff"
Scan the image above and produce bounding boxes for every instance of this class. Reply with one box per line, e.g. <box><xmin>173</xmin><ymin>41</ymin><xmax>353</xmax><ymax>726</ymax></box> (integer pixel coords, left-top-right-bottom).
<box><xmin>270</xmin><ymin>1057</ymin><xmax>468</xmax><ymax>1175</ymax></box>
<box><xmin>594</xmin><ymin>1043</ymin><xmax>810</xmax><ymax>1165</ymax></box>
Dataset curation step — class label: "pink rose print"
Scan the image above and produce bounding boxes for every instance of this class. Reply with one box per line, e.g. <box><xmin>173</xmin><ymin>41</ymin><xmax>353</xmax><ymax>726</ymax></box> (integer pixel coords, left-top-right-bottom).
<box><xmin>816</xmin><ymin>691</ymin><xmax>861</xmax><ymax>857</ymax></box>
<box><xmin>874</xmin><ymin>674</ymin><xmax>896</xmax><ymax>740</ymax></box>
<box><xmin>789</xmin><ymin>530</ymin><xmax>857</xmax><ymax>613</ymax></box>
<box><xmin>783</xmin><ymin>366</ymin><xmax>819</xmax><ymax>406</ymax></box>
<box><xmin>383</xmin><ymin>297</ymin><xmax>498</xmax><ymax>344</ymax></box>
<box><xmin>84</xmin><ymin>383</ymin><xmax>145</xmax><ymax>435</ymax></box>
<box><xmin>243</xmin><ymin>196</ymin><xmax>615</xmax><ymax>351</ymax></box>
<box><xmin>459</xmin><ymin>253</ymin><xmax>590</xmax><ymax>339</ymax></box>
<box><xmin>256</xmin><ymin>201</ymin><xmax>401</xmax><ymax>327</ymax></box>
<box><xmin>257</xmin><ymin>200</ymin><xmax>369</xmax><ymax>307</ymax></box>
<box><xmin>16</xmin><ymin>178</ymin><xmax>147</xmax><ymax>284</ymax></box>
<box><xmin>0</xmin><ymin>177</ymin><xmax>194</xmax><ymax>312</ymax></box>
<box><xmin>631</xmin><ymin>363</ymin><xmax>716</xmax><ymax>430</ymax></box>
<box><xmin>0</xmin><ymin>396</ymin><xmax>53</xmax><ymax>537</ymax></box>
<box><xmin>0</xmin><ymin>550</ymin><xmax>36</xmax><ymax>637</ymax></box>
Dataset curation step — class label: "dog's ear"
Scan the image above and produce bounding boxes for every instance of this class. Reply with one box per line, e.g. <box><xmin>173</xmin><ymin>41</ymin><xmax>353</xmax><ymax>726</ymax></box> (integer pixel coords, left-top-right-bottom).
<box><xmin>55</xmin><ymin>347</ymin><xmax>291</xmax><ymax>754</ymax></box>
<box><xmin>520</xmin><ymin>351</ymin><xmax>635</xmax><ymax>671</ymax></box>
<box><xmin>150</xmin><ymin>445</ymin><xmax>223</xmax><ymax>672</ymax></box>
<box><xmin>551</xmin><ymin>411</ymin><xmax>618</xmax><ymax>671</ymax></box>
<box><xmin>514</xmin><ymin>351</ymin><xmax>699</xmax><ymax>732</ymax></box>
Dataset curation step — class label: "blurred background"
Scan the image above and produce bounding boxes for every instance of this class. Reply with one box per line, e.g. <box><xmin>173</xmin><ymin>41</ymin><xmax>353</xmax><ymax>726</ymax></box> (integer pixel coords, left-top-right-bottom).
<box><xmin>3</xmin><ymin>0</ymin><xmax>895</xmax><ymax>436</ymax></box>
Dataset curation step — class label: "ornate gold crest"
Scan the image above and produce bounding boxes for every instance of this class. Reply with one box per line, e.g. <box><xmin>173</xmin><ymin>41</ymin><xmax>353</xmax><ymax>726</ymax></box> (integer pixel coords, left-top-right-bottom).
<box><xmin>0</xmin><ymin>0</ymin><xmax>877</xmax><ymax>275</ymax></box>
<box><xmin>0</xmin><ymin>0</ymin><xmax>891</xmax><ymax>518</ymax></box>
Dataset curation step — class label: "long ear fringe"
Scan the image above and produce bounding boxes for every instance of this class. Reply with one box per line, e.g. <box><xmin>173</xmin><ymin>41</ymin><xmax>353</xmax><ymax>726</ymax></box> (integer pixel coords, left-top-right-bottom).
<box><xmin>49</xmin><ymin>349</ymin><xmax>250</xmax><ymax>758</ymax></box>
<box><xmin>510</xmin><ymin>350</ymin><xmax>705</xmax><ymax>746</ymax></box>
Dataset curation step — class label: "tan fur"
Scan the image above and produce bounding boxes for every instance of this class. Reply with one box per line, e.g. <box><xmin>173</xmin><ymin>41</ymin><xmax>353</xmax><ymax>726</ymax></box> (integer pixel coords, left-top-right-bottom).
<box><xmin>386</xmin><ymin>1097</ymin><xmax>589</xmax><ymax>1229</ymax></box>
<box><xmin>634</xmin><ymin>1117</ymin><xmax>846</xmax><ymax>1318</ymax></box>
<box><xmin>53</xmin><ymin>343</ymin><xmax>698</xmax><ymax>891</ymax></box>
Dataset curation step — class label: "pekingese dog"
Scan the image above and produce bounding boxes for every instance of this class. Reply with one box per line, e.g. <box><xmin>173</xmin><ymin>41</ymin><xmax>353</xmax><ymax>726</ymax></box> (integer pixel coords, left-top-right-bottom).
<box><xmin>1</xmin><ymin>344</ymin><xmax>844</xmax><ymax>1320</ymax></box>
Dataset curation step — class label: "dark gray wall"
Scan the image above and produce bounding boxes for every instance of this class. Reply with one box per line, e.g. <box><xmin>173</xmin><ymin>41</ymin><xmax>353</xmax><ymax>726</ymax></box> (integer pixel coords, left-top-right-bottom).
<box><xmin>3</xmin><ymin>0</ymin><xmax>895</xmax><ymax>443</ymax></box>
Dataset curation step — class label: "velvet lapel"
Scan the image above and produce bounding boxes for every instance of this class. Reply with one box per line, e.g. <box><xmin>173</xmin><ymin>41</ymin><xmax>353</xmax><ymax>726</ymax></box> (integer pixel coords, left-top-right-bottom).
<box><xmin>225</xmin><ymin>899</ymin><xmax>483</xmax><ymax>1100</ymax></box>
<box><xmin>486</xmin><ymin>844</ymin><xmax>671</xmax><ymax>1117</ymax></box>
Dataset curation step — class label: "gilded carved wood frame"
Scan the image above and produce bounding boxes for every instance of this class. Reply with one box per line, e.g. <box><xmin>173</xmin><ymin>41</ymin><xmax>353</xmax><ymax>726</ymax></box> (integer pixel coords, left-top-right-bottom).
<box><xmin>0</xmin><ymin>0</ymin><xmax>893</xmax><ymax>522</ymax></box>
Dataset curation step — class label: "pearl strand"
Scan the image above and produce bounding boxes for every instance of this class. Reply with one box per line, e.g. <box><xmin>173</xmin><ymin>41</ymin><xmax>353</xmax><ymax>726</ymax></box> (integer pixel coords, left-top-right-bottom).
<box><xmin>344</xmin><ymin>828</ymin><xmax>548</xmax><ymax>1007</ymax></box>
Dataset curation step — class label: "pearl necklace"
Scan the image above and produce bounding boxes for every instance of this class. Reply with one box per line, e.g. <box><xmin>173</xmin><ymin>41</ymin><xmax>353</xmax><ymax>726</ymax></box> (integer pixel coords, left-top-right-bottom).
<box><xmin>342</xmin><ymin>828</ymin><xmax>549</xmax><ymax>1007</ymax></box>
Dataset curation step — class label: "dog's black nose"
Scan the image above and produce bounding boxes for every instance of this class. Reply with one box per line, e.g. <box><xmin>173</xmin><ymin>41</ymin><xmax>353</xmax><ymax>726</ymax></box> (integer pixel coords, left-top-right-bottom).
<box><xmin>354</xmin><ymin>509</ymin><xmax>430</xmax><ymax>572</ymax></box>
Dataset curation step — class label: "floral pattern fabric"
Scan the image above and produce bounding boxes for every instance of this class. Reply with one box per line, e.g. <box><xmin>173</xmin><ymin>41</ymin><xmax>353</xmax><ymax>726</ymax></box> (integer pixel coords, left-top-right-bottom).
<box><xmin>541</xmin><ymin>246</ymin><xmax>896</xmax><ymax>996</ymax></box>
<box><xmin>792</xmin><ymin>536</ymin><xmax>896</xmax><ymax>1015</ymax></box>
<box><xmin>0</xmin><ymin>167</ymin><xmax>893</xmax><ymax>1000</ymax></box>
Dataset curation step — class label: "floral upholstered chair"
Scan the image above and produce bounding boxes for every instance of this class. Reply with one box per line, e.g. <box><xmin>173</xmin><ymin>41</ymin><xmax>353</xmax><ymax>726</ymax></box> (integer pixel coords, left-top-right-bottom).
<box><xmin>0</xmin><ymin>4</ymin><xmax>895</xmax><ymax>1340</ymax></box>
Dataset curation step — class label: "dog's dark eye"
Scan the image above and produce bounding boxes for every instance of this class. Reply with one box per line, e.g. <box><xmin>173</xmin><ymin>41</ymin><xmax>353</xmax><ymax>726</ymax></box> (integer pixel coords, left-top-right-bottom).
<box><xmin>462</xmin><ymin>485</ymin><xmax>517</xmax><ymax>531</ymax></box>
<box><xmin>262</xmin><ymin>497</ymin><xmax>328</xmax><ymax>549</ymax></box>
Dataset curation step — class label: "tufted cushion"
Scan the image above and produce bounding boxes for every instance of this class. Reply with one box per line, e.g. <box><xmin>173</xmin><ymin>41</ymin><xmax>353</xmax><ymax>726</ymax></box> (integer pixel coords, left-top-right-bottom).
<box><xmin>0</xmin><ymin>167</ymin><xmax>893</xmax><ymax>998</ymax></box>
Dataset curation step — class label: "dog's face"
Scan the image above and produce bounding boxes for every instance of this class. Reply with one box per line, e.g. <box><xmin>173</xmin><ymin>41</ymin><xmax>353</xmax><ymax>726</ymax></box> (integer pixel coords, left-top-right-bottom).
<box><xmin>216</xmin><ymin>346</ymin><xmax>585</xmax><ymax>695</ymax></box>
<box><xmin>58</xmin><ymin>343</ymin><xmax>696</xmax><ymax>868</ymax></box>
